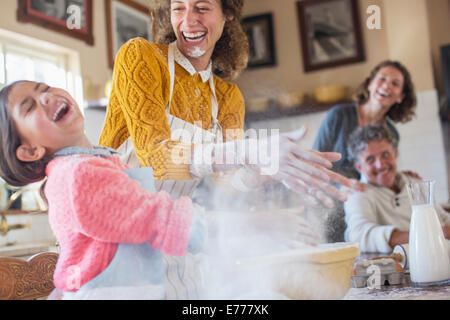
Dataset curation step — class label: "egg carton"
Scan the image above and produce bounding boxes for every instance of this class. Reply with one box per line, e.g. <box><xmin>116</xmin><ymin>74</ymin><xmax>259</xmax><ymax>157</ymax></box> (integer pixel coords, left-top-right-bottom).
<box><xmin>351</xmin><ymin>258</ymin><xmax>405</xmax><ymax>288</ymax></box>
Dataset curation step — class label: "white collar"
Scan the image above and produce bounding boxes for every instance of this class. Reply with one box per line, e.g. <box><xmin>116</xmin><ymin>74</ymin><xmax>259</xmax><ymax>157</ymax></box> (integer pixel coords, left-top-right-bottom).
<box><xmin>172</xmin><ymin>42</ymin><xmax>212</xmax><ymax>83</ymax></box>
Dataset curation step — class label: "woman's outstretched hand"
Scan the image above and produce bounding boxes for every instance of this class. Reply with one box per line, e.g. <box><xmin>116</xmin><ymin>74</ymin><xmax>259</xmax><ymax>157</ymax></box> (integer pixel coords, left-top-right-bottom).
<box><xmin>256</xmin><ymin>126</ymin><xmax>364</xmax><ymax>208</ymax></box>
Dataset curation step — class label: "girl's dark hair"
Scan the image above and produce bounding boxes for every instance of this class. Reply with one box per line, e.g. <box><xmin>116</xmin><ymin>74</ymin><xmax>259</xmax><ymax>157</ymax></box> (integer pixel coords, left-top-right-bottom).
<box><xmin>151</xmin><ymin>0</ymin><xmax>249</xmax><ymax>81</ymax></box>
<box><xmin>0</xmin><ymin>81</ymin><xmax>49</xmax><ymax>187</ymax></box>
<box><xmin>352</xmin><ymin>60</ymin><xmax>416</xmax><ymax>123</ymax></box>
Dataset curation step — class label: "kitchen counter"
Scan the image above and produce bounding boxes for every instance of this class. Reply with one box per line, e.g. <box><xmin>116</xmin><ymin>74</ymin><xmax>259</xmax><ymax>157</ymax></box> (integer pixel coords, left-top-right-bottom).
<box><xmin>344</xmin><ymin>252</ymin><xmax>450</xmax><ymax>300</ymax></box>
<box><xmin>344</xmin><ymin>275</ymin><xmax>450</xmax><ymax>300</ymax></box>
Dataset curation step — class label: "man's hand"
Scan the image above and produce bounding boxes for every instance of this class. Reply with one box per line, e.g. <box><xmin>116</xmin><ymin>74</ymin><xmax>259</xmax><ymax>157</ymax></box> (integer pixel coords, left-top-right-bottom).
<box><xmin>402</xmin><ymin>170</ymin><xmax>422</xmax><ymax>180</ymax></box>
<box><xmin>388</xmin><ymin>229</ymin><xmax>409</xmax><ymax>249</ymax></box>
<box><xmin>443</xmin><ymin>225</ymin><xmax>450</xmax><ymax>239</ymax></box>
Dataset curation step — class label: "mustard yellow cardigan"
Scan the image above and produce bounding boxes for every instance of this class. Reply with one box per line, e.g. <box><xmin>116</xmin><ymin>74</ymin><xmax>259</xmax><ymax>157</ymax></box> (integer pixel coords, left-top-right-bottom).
<box><xmin>99</xmin><ymin>38</ymin><xmax>245</xmax><ymax>180</ymax></box>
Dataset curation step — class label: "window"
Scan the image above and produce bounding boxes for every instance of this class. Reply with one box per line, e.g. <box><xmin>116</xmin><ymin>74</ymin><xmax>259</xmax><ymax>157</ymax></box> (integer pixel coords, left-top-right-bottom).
<box><xmin>0</xmin><ymin>29</ymin><xmax>83</xmax><ymax>107</ymax></box>
<box><xmin>4</xmin><ymin>43</ymin><xmax>67</xmax><ymax>88</ymax></box>
<box><xmin>0</xmin><ymin>29</ymin><xmax>84</xmax><ymax>211</ymax></box>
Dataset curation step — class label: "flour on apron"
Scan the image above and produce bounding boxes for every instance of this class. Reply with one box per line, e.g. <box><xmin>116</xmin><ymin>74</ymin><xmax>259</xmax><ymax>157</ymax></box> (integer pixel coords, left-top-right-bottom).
<box><xmin>116</xmin><ymin>41</ymin><xmax>222</xmax><ymax>299</ymax></box>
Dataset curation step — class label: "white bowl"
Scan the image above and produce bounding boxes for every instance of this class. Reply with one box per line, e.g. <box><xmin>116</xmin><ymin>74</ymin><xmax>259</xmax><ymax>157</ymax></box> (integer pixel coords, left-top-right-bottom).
<box><xmin>234</xmin><ymin>242</ymin><xmax>360</xmax><ymax>299</ymax></box>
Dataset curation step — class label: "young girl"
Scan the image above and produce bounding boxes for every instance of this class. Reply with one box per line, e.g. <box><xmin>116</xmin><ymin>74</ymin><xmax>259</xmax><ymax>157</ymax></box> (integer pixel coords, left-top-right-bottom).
<box><xmin>0</xmin><ymin>80</ymin><xmax>205</xmax><ymax>299</ymax></box>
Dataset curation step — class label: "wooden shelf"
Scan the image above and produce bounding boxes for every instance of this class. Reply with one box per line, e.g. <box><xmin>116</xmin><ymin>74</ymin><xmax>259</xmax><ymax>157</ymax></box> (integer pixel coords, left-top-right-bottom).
<box><xmin>244</xmin><ymin>101</ymin><xmax>345</xmax><ymax>123</ymax></box>
<box><xmin>84</xmin><ymin>98</ymin><xmax>108</xmax><ymax>110</ymax></box>
<box><xmin>85</xmin><ymin>99</ymin><xmax>345</xmax><ymax>122</ymax></box>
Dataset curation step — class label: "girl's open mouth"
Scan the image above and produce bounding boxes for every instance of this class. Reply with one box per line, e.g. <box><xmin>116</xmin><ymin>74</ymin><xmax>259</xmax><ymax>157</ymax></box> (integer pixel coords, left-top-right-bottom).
<box><xmin>52</xmin><ymin>102</ymin><xmax>71</xmax><ymax>122</ymax></box>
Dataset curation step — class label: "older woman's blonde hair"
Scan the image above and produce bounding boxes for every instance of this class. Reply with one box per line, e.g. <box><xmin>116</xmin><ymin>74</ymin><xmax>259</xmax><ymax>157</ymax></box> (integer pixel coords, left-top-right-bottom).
<box><xmin>149</xmin><ymin>0</ymin><xmax>249</xmax><ymax>81</ymax></box>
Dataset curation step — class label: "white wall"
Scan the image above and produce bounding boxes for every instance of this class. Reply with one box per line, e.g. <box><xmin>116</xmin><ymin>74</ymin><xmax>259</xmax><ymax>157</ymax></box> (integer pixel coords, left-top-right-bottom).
<box><xmin>396</xmin><ymin>90</ymin><xmax>449</xmax><ymax>203</ymax></box>
<box><xmin>84</xmin><ymin>108</ymin><xmax>108</xmax><ymax>144</ymax></box>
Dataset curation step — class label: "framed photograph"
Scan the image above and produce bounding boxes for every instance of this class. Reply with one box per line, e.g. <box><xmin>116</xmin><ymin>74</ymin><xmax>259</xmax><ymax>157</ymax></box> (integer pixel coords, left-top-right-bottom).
<box><xmin>17</xmin><ymin>0</ymin><xmax>94</xmax><ymax>45</ymax></box>
<box><xmin>296</xmin><ymin>0</ymin><xmax>365</xmax><ymax>72</ymax></box>
<box><xmin>106</xmin><ymin>0</ymin><xmax>151</xmax><ymax>68</ymax></box>
<box><xmin>242</xmin><ymin>13</ymin><xmax>276</xmax><ymax>69</ymax></box>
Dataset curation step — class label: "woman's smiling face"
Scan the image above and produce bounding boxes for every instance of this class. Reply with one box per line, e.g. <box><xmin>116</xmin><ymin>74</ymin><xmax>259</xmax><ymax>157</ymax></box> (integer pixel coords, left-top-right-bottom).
<box><xmin>367</xmin><ymin>66</ymin><xmax>405</xmax><ymax>110</ymax></box>
<box><xmin>170</xmin><ymin>0</ymin><xmax>229</xmax><ymax>62</ymax></box>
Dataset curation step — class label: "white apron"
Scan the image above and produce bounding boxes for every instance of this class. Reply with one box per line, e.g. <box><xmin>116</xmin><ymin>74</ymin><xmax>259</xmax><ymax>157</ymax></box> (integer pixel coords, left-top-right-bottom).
<box><xmin>116</xmin><ymin>41</ymin><xmax>222</xmax><ymax>299</ymax></box>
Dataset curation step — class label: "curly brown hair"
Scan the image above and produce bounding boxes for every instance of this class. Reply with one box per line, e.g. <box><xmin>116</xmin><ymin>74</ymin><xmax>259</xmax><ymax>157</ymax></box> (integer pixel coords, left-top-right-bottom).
<box><xmin>352</xmin><ymin>60</ymin><xmax>416</xmax><ymax>123</ymax></box>
<box><xmin>149</xmin><ymin>0</ymin><xmax>249</xmax><ymax>81</ymax></box>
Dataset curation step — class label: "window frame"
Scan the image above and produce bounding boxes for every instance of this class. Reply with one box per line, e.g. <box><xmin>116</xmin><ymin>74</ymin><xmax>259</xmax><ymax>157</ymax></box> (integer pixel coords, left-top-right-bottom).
<box><xmin>0</xmin><ymin>29</ymin><xmax>83</xmax><ymax>108</ymax></box>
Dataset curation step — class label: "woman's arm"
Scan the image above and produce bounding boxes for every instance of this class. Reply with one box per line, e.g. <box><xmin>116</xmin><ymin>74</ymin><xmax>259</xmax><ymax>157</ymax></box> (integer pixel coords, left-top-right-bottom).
<box><xmin>190</xmin><ymin>125</ymin><xmax>358</xmax><ymax>208</ymax></box>
<box><xmin>312</xmin><ymin>107</ymin><xmax>340</xmax><ymax>152</ymax></box>
<box><xmin>99</xmin><ymin>39</ymin><xmax>193</xmax><ymax>180</ymax></box>
<box><xmin>100</xmin><ymin>39</ymin><xmax>170</xmax><ymax>157</ymax></box>
<box><xmin>216</xmin><ymin>81</ymin><xmax>245</xmax><ymax>140</ymax></box>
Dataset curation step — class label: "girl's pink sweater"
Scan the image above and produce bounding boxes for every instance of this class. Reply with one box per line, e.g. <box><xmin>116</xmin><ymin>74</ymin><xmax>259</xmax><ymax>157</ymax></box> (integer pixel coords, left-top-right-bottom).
<box><xmin>45</xmin><ymin>155</ymin><xmax>193</xmax><ymax>292</ymax></box>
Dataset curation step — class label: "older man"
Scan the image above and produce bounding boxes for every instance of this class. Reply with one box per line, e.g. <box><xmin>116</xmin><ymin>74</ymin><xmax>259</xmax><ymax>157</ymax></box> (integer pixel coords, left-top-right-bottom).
<box><xmin>344</xmin><ymin>125</ymin><xmax>450</xmax><ymax>253</ymax></box>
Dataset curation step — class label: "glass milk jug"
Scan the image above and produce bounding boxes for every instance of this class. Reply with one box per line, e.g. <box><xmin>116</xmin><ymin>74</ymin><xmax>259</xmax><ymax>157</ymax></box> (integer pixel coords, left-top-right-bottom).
<box><xmin>406</xmin><ymin>180</ymin><xmax>450</xmax><ymax>286</ymax></box>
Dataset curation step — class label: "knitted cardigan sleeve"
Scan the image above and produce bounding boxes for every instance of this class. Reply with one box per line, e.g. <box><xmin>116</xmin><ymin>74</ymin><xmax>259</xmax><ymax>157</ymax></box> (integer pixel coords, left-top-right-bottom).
<box><xmin>99</xmin><ymin>38</ymin><xmax>192</xmax><ymax>180</ymax></box>
<box><xmin>99</xmin><ymin>38</ymin><xmax>245</xmax><ymax>180</ymax></box>
<box><xmin>215</xmin><ymin>79</ymin><xmax>245</xmax><ymax>141</ymax></box>
<box><xmin>49</xmin><ymin>156</ymin><xmax>193</xmax><ymax>256</ymax></box>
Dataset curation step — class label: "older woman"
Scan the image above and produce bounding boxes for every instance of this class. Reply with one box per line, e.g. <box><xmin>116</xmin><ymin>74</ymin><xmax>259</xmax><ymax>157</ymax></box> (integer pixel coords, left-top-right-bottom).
<box><xmin>313</xmin><ymin>60</ymin><xmax>416</xmax><ymax>180</ymax></box>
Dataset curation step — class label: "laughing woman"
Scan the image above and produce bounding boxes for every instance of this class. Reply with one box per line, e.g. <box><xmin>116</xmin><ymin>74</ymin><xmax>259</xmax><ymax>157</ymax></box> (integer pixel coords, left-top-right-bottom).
<box><xmin>99</xmin><ymin>0</ymin><xmax>357</xmax><ymax>298</ymax></box>
<box><xmin>99</xmin><ymin>0</ymin><xmax>248</xmax><ymax>198</ymax></box>
<box><xmin>100</xmin><ymin>0</ymin><xmax>355</xmax><ymax>211</ymax></box>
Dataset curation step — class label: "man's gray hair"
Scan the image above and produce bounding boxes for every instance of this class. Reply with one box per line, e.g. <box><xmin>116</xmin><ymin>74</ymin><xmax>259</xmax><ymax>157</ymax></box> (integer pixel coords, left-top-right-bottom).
<box><xmin>347</xmin><ymin>125</ymin><xmax>399</xmax><ymax>163</ymax></box>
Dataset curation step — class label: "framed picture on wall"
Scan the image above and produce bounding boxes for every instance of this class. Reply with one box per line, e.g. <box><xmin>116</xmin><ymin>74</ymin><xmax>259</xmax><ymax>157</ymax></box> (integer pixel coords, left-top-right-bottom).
<box><xmin>106</xmin><ymin>0</ymin><xmax>151</xmax><ymax>68</ymax></box>
<box><xmin>17</xmin><ymin>0</ymin><xmax>94</xmax><ymax>45</ymax></box>
<box><xmin>296</xmin><ymin>0</ymin><xmax>365</xmax><ymax>72</ymax></box>
<box><xmin>242</xmin><ymin>13</ymin><xmax>277</xmax><ymax>68</ymax></box>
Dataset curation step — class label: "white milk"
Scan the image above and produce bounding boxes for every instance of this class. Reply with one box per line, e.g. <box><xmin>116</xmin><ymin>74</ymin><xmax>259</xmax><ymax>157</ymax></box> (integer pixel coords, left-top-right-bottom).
<box><xmin>409</xmin><ymin>204</ymin><xmax>450</xmax><ymax>284</ymax></box>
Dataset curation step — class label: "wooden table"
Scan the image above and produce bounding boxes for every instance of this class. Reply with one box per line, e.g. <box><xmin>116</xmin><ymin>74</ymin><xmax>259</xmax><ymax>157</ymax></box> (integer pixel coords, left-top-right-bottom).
<box><xmin>344</xmin><ymin>253</ymin><xmax>450</xmax><ymax>300</ymax></box>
